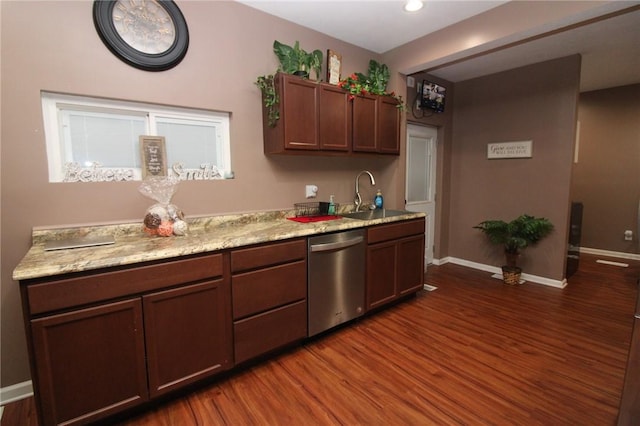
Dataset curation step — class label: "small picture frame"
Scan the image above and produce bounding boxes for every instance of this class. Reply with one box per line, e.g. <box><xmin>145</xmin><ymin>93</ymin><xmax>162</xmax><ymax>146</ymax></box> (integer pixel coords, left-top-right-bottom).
<box><xmin>327</xmin><ymin>49</ymin><xmax>342</xmax><ymax>85</ymax></box>
<box><xmin>140</xmin><ymin>136</ymin><xmax>167</xmax><ymax>178</ymax></box>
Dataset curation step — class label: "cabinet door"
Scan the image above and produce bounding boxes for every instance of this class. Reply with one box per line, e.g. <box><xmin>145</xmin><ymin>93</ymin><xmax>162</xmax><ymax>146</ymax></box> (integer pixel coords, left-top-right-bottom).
<box><xmin>319</xmin><ymin>84</ymin><xmax>350</xmax><ymax>151</ymax></box>
<box><xmin>397</xmin><ymin>235</ymin><xmax>425</xmax><ymax>295</ymax></box>
<box><xmin>31</xmin><ymin>299</ymin><xmax>148</xmax><ymax>425</ymax></box>
<box><xmin>143</xmin><ymin>279</ymin><xmax>232</xmax><ymax>398</ymax></box>
<box><xmin>377</xmin><ymin>96</ymin><xmax>400</xmax><ymax>154</ymax></box>
<box><xmin>366</xmin><ymin>241</ymin><xmax>397</xmax><ymax>310</ymax></box>
<box><xmin>282</xmin><ymin>75</ymin><xmax>319</xmax><ymax>150</ymax></box>
<box><xmin>352</xmin><ymin>94</ymin><xmax>378</xmax><ymax>152</ymax></box>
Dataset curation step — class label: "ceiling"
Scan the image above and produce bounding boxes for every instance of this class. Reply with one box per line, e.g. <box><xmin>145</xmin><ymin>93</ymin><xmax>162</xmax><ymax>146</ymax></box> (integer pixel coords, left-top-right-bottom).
<box><xmin>238</xmin><ymin>0</ymin><xmax>640</xmax><ymax>92</ymax></box>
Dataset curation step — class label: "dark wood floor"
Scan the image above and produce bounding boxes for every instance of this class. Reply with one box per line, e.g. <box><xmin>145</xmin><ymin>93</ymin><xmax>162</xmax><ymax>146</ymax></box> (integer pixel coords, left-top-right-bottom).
<box><xmin>3</xmin><ymin>254</ymin><xmax>638</xmax><ymax>425</ymax></box>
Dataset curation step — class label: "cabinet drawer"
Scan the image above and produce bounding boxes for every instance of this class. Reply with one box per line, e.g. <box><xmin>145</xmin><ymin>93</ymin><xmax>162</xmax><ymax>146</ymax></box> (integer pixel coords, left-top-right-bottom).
<box><xmin>231</xmin><ymin>239</ymin><xmax>306</xmax><ymax>273</ymax></box>
<box><xmin>232</xmin><ymin>260</ymin><xmax>306</xmax><ymax>319</ymax></box>
<box><xmin>27</xmin><ymin>253</ymin><xmax>224</xmax><ymax>315</ymax></box>
<box><xmin>367</xmin><ymin>218</ymin><xmax>425</xmax><ymax>244</ymax></box>
<box><xmin>234</xmin><ymin>300</ymin><xmax>307</xmax><ymax>364</ymax></box>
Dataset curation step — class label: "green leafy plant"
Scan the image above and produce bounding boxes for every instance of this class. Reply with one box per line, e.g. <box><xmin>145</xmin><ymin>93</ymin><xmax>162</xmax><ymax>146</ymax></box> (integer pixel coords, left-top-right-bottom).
<box><xmin>338</xmin><ymin>61</ymin><xmax>405</xmax><ymax>110</ymax></box>
<box><xmin>273</xmin><ymin>40</ymin><xmax>323</xmax><ymax>80</ymax></box>
<box><xmin>367</xmin><ymin>60</ymin><xmax>390</xmax><ymax>95</ymax></box>
<box><xmin>474</xmin><ymin>214</ymin><xmax>554</xmax><ymax>268</ymax></box>
<box><xmin>255</xmin><ymin>74</ymin><xmax>279</xmax><ymax>127</ymax></box>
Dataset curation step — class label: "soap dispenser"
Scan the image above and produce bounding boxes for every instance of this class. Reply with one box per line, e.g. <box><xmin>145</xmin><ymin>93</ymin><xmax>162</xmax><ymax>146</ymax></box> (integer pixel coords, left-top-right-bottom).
<box><xmin>374</xmin><ymin>190</ymin><xmax>384</xmax><ymax>209</ymax></box>
<box><xmin>328</xmin><ymin>195</ymin><xmax>336</xmax><ymax>215</ymax></box>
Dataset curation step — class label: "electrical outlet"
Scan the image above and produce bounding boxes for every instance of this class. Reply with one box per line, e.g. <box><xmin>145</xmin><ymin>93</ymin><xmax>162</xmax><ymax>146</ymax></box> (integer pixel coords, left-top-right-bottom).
<box><xmin>305</xmin><ymin>185</ymin><xmax>318</xmax><ymax>198</ymax></box>
<box><xmin>624</xmin><ymin>230</ymin><xmax>633</xmax><ymax>241</ymax></box>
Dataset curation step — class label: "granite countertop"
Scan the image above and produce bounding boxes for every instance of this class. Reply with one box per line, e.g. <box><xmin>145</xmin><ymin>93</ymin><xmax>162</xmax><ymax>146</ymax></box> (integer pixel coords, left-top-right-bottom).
<box><xmin>13</xmin><ymin>209</ymin><xmax>425</xmax><ymax>282</ymax></box>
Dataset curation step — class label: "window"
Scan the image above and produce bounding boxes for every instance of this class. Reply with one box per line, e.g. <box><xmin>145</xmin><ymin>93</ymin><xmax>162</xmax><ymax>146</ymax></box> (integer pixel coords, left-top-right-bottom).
<box><xmin>41</xmin><ymin>92</ymin><xmax>231</xmax><ymax>182</ymax></box>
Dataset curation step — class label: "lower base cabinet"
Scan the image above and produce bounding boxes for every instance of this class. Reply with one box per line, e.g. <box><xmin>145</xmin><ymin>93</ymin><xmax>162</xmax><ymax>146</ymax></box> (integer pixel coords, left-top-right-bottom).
<box><xmin>231</xmin><ymin>239</ymin><xmax>308</xmax><ymax>364</ymax></box>
<box><xmin>31</xmin><ymin>299</ymin><xmax>148</xmax><ymax>425</ymax></box>
<box><xmin>22</xmin><ymin>253</ymin><xmax>231</xmax><ymax>426</ymax></box>
<box><xmin>366</xmin><ymin>218</ymin><xmax>426</xmax><ymax>310</ymax></box>
<box><xmin>143</xmin><ymin>280</ymin><xmax>233</xmax><ymax>398</ymax></box>
<box><xmin>20</xmin><ymin>221</ymin><xmax>423</xmax><ymax>425</ymax></box>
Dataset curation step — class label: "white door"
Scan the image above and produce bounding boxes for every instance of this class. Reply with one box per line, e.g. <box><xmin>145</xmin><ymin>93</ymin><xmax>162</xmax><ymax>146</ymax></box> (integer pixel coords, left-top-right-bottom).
<box><xmin>405</xmin><ymin>124</ymin><xmax>437</xmax><ymax>267</ymax></box>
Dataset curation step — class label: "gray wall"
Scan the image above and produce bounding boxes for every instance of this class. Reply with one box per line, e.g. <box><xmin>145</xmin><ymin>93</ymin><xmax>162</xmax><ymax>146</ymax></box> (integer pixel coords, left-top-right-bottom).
<box><xmin>448</xmin><ymin>56</ymin><xmax>581</xmax><ymax>280</ymax></box>
<box><xmin>572</xmin><ymin>84</ymin><xmax>640</xmax><ymax>254</ymax></box>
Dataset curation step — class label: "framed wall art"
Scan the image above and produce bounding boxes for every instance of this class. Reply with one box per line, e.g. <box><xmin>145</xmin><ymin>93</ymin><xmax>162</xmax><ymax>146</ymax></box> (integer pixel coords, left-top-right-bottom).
<box><xmin>487</xmin><ymin>140</ymin><xmax>533</xmax><ymax>159</ymax></box>
<box><xmin>327</xmin><ymin>49</ymin><xmax>342</xmax><ymax>85</ymax></box>
<box><xmin>93</xmin><ymin>0</ymin><xmax>189</xmax><ymax>71</ymax></box>
<box><xmin>140</xmin><ymin>136</ymin><xmax>167</xmax><ymax>178</ymax></box>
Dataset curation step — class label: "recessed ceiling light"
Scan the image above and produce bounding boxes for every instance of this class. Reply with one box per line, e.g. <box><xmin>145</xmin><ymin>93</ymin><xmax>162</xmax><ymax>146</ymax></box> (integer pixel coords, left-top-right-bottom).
<box><xmin>404</xmin><ymin>0</ymin><xmax>423</xmax><ymax>12</ymax></box>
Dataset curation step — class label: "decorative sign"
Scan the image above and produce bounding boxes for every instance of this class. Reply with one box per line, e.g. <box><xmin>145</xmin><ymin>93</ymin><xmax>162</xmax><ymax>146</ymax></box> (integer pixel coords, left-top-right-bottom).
<box><xmin>487</xmin><ymin>140</ymin><xmax>532</xmax><ymax>159</ymax></box>
<box><xmin>327</xmin><ymin>49</ymin><xmax>342</xmax><ymax>85</ymax></box>
<box><xmin>140</xmin><ymin>136</ymin><xmax>167</xmax><ymax>177</ymax></box>
<box><xmin>63</xmin><ymin>162</ymin><xmax>134</xmax><ymax>182</ymax></box>
<box><xmin>171</xmin><ymin>163</ymin><xmax>224</xmax><ymax>180</ymax></box>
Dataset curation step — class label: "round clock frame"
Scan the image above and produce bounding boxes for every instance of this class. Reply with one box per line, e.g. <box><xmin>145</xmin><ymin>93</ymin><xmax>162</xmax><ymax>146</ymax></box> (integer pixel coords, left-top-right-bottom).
<box><xmin>93</xmin><ymin>0</ymin><xmax>189</xmax><ymax>72</ymax></box>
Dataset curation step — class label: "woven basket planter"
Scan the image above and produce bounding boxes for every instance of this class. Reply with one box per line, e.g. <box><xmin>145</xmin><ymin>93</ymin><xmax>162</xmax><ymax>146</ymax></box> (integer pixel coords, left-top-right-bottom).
<box><xmin>501</xmin><ymin>266</ymin><xmax>522</xmax><ymax>285</ymax></box>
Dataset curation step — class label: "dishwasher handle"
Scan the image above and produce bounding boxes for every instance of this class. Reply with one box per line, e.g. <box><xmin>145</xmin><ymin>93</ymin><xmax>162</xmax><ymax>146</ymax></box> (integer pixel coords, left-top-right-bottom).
<box><xmin>310</xmin><ymin>236</ymin><xmax>364</xmax><ymax>252</ymax></box>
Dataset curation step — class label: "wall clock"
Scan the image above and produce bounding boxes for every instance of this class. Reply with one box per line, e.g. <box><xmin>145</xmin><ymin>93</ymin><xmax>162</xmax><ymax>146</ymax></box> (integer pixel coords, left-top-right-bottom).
<box><xmin>93</xmin><ymin>0</ymin><xmax>189</xmax><ymax>71</ymax></box>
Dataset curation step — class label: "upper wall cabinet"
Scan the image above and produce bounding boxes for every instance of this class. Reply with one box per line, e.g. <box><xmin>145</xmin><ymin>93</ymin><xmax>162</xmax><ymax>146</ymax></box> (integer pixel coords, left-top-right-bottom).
<box><xmin>351</xmin><ymin>94</ymin><xmax>400</xmax><ymax>154</ymax></box>
<box><xmin>261</xmin><ymin>73</ymin><xmax>400</xmax><ymax>156</ymax></box>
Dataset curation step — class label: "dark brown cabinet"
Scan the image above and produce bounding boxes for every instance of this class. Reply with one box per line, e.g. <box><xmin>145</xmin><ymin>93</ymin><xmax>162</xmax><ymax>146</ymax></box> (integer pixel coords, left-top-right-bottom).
<box><xmin>352</xmin><ymin>93</ymin><xmax>378</xmax><ymax>152</ymax></box>
<box><xmin>352</xmin><ymin>94</ymin><xmax>401</xmax><ymax>154</ymax></box>
<box><xmin>366</xmin><ymin>218</ymin><xmax>425</xmax><ymax>310</ymax></box>
<box><xmin>21</xmin><ymin>253</ymin><xmax>231</xmax><ymax>426</ymax></box>
<box><xmin>279</xmin><ymin>75</ymin><xmax>319</xmax><ymax>151</ymax></box>
<box><xmin>143</xmin><ymin>280</ymin><xmax>233</xmax><ymax>398</ymax></box>
<box><xmin>319</xmin><ymin>83</ymin><xmax>351</xmax><ymax>151</ymax></box>
<box><xmin>18</xmin><ymin>218</ymin><xmax>422</xmax><ymax>425</ymax></box>
<box><xmin>262</xmin><ymin>73</ymin><xmax>399</xmax><ymax>155</ymax></box>
<box><xmin>30</xmin><ymin>299</ymin><xmax>148</xmax><ymax>425</ymax></box>
<box><xmin>377</xmin><ymin>95</ymin><xmax>401</xmax><ymax>153</ymax></box>
<box><xmin>231</xmin><ymin>239</ymin><xmax>308</xmax><ymax>364</ymax></box>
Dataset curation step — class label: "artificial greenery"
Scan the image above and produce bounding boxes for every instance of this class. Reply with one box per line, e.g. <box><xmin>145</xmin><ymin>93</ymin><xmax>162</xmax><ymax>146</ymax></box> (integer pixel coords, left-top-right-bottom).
<box><xmin>474</xmin><ymin>214</ymin><xmax>554</xmax><ymax>266</ymax></box>
<box><xmin>338</xmin><ymin>60</ymin><xmax>404</xmax><ymax>109</ymax></box>
<box><xmin>255</xmin><ymin>74</ymin><xmax>279</xmax><ymax>127</ymax></box>
<box><xmin>273</xmin><ymin>40</ymin><xmax>323</xmax><ymax>80</ymax></box>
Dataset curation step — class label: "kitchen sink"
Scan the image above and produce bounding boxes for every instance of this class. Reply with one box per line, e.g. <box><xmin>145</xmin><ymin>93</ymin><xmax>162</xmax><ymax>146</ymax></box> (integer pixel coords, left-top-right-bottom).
<box><xmin>340</xmin><ymin>209</ymin><xmax>411</xmax><ymax>221</ymax></box>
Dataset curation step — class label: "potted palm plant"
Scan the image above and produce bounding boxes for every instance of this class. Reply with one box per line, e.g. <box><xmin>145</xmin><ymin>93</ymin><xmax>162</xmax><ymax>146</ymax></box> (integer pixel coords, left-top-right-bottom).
<box><xmin>474</xmin><ymin>214</ymin><xmax>554</xmax><ymax>284</ymax></box>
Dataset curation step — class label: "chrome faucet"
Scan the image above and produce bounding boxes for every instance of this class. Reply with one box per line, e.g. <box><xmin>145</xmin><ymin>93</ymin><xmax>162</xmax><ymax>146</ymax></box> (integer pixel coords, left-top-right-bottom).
<box><xmin>354</xmin><ymin>170</ymin><xmax>376</xmax><ymax>212</ymax></box>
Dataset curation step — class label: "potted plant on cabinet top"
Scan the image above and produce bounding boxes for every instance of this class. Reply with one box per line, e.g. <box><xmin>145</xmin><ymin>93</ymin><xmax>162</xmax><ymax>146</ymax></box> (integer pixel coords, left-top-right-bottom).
<box><xmin>273</xmin><ymin>40</ymin><xmax>323</xmax><ymax>80</ymax></box>
<box><xmin>474</xmin><ymin>214</ymin><xmax>554</xmax><ymax>285</ymax></box>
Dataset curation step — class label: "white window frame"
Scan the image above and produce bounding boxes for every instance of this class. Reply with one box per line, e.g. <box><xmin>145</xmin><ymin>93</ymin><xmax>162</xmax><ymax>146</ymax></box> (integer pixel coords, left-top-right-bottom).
<box><xmin>41</xmin><ymin>92</ymin><xmax>231</xmax><ymax>182</ymax></box>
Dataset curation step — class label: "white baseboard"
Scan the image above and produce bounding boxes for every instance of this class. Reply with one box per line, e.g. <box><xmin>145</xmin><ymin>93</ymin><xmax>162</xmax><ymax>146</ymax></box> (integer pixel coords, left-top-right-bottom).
<box><xmin>433</xmin><ymin>257</ymin><xmax>567</xmax><ymax>288</ymax></box>
<box><xmin>0</xmin><ymin>380</ymin><xmax>33</xmax><ymax>406</ymax></box>
<box><xmin>580</xmin><ymin>247</ymin><xmax>640</xmax><ymax>261</ymax></box>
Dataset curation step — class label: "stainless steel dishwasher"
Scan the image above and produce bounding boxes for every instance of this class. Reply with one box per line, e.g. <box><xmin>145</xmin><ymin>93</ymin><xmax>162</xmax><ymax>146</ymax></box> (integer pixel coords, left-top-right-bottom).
<box><xmin>307</xmin><ymin>229</ymin><xmax>366</xmax><ymax>337</ymax></box>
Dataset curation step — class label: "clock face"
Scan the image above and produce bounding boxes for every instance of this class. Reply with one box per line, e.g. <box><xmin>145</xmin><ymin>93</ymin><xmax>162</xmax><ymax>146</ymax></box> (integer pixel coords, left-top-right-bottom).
<box><xmin>112</xmin><ymin>0</ymin><xmax>176</xmax><ymax>54</ymax></box>
<box><xmin>93</xmin><ymin>0</ymin><xmax>189</xmax><ymax>71</ymax></box>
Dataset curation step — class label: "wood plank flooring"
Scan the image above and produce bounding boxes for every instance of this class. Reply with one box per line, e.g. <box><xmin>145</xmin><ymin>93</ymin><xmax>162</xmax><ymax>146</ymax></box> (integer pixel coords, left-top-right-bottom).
<box><xmin>3</xmin><ymin>254</ymin><xmax>638</xmax><ymax>425</ymax></box>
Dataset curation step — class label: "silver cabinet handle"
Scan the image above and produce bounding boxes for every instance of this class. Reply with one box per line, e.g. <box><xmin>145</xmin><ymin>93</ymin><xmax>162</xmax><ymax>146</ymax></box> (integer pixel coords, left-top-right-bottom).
<box><xmin>310</xmin><ymin>236</ymin><xmax>364</xmax><ymax>252</ymax></box>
